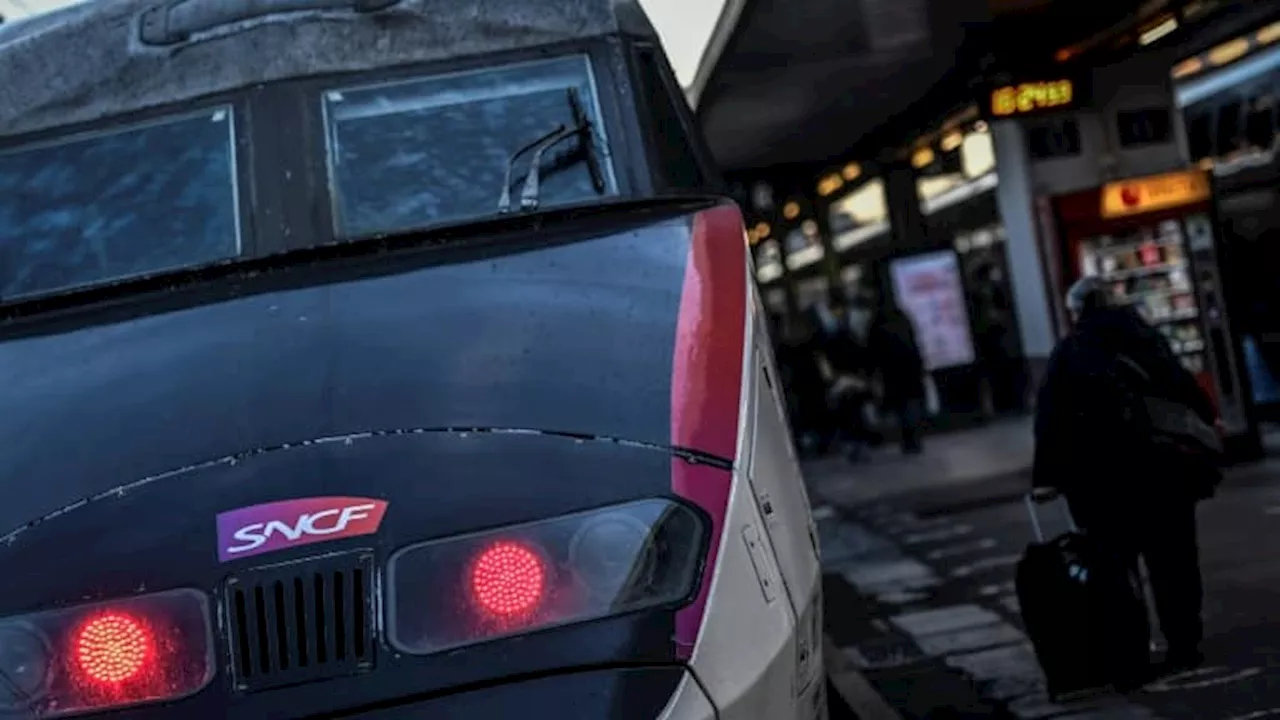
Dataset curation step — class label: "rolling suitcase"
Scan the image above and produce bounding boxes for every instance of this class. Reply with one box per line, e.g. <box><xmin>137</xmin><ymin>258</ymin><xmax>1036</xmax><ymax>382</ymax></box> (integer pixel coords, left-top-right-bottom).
<box><xmin>1015</xmin><ymin>494</ymin><xmax>1150</xmax><ymax>700</ymax></box>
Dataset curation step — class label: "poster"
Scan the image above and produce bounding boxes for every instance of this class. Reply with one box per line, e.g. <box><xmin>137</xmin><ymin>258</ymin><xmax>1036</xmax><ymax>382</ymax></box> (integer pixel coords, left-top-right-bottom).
<box><xmin>889</xmin><ymin>250</ymin><xmax>976</xmax><ymax>371</ymax></box>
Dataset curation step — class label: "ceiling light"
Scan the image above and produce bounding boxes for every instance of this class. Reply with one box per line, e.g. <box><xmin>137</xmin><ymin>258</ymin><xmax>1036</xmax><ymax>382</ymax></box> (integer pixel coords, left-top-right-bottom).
<box><xmin>910</xmin><ymin>147</ymin><xmax>935</xmax><ymax>170</ymax></box>
<box><xmin>816</xmin><ymin>174</ymin><xmax>844</xmax><ymax>197</ymax></box>
<box><xmin>1257</xmin><ymin>21</ymin><xmax>1280</xmax><ymax>46</ymax></box>
<box><xmin>1139</xmin><ymin>16</ymin><xmax>1178</xmax><ymax>46</ymax></box>
<box><xmin>1171</xmin><ymin>57</ymin><xmax>1204</xmax><ymax>79</ymax></box>
<box><xmin>1207</xmin><ymin>38</ymin><xmax>1249</xmax><ymax>67</ymax></box>
<box><xmin>1181</xmin><ymin>0</ymin><xmax>1212</xmax><ymax>22</ymax></box>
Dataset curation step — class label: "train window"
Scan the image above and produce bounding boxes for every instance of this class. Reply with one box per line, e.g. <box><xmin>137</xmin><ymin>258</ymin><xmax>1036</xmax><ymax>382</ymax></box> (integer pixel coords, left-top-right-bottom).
<box><xmin>0</xmin><ymin>108</ymin><xmax>240</xmax><ymax>301</ymax></box>
<box><xmin>323</xmin><ymin>55</ymin><xmax>619</xmax><ymax>239</ymax></box>
<box><xmin>634</xmin><ymin>46</ymin><xmax>706</xmax><ymax>191</ymax></box>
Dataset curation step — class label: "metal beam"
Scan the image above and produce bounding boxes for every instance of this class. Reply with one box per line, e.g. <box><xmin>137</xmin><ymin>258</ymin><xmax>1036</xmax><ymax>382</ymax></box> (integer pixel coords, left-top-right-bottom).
<box><xmin>685</xmin><ymin>0</ymin><xmax>749</xmax><ymax>110</ymax></box>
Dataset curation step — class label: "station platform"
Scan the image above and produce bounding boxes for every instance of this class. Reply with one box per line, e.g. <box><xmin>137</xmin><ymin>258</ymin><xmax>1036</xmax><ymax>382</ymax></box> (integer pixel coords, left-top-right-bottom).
<box><xmin>814</xmin><ymin>418</ymin><xmax>1280</xmax><ymax>720</ymax></box>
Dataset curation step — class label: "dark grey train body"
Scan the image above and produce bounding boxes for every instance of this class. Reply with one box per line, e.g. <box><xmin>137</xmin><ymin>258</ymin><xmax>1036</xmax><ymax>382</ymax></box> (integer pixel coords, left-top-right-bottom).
<box><xmin>0</xmin><ymin>1</ymin><xmax>823</xmax><ymax>718</ymax></box>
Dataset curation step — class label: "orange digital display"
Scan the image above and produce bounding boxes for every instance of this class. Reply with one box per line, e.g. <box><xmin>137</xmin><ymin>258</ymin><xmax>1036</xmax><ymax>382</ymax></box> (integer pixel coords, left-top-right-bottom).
<box><xmin>989</xmin><ymin>79</ymin><xmax>1076</xmax><ymax>117</ymax></box>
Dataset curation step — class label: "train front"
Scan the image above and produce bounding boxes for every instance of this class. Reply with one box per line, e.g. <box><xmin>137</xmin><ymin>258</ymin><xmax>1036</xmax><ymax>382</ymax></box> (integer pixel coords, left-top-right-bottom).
<box><xmin>0</xmin><ymin>198</ymin><xmax>824</xmax><ymax>720</ymax></box>
<box><xmin>0</xmin><ymin>0</ymin><xmax>822</xmax><ymax>715</ymax></box>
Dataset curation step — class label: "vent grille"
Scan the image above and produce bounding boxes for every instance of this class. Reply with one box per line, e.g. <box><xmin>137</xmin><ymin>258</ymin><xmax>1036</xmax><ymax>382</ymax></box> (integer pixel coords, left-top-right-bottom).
<box><xmin>226</xmin><ymin>551</ymin><xmax>375</xmax><ymax>692</ymax></box>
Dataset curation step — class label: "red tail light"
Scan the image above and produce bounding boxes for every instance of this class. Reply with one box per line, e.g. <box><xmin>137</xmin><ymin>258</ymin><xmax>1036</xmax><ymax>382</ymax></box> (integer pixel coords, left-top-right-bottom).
<box><xmin>470</xmin><ymin>541</ymin><xmax>548</xmax><ymax>618</ymax></box>
<box><xmin>0</xmin><ymin>589</ymin><xmax>212</xmax><ymax>718</ymax></box>
<box><xmin>74</xmin><ymin>612</ymin><xmax>154</xmax><ymax>685</ymax></box>
<box><xmin>387</xmin><ymin>499</ymin><xmax>707</xmax><ymax>654</ymax></box>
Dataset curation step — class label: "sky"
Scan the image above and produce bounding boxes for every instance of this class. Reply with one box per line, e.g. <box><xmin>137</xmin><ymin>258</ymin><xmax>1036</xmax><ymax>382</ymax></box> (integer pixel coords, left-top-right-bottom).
<box><xmin>638</xmin><ymin>0</ymin><xmax>726</xmax><ymax>87</ymax></box>
<box><xmin>0</xmin><ymin>0</ymin><xmax>724</xmax><ymax>89</ymax></box>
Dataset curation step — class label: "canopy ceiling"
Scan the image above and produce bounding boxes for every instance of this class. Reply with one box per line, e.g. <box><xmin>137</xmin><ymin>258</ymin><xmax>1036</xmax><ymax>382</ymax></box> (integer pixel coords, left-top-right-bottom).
<box><xmin>695</xmin><ymin>0</ymin><xmax>1163</xmax><ymax>172</ymax></box>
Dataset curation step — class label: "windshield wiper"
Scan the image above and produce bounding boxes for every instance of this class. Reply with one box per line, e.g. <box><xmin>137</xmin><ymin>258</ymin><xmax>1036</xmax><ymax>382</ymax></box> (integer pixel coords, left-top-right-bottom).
<box><xmin>497</xmin><ymin>88</ymin><xmax>606</xmax><ymax>214</ymax></box>
<box><xmin>565</xmin><ymin>86</ymin><xmax>606</xmax><ymax>198</ymax></box>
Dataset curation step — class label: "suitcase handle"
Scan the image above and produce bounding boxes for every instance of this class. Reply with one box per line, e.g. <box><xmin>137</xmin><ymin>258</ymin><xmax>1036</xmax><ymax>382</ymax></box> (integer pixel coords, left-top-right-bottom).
<box><xmin>1024</xmin><ymin>492</ymin><xmax>1077</xmax><ymax>542</ymax></box>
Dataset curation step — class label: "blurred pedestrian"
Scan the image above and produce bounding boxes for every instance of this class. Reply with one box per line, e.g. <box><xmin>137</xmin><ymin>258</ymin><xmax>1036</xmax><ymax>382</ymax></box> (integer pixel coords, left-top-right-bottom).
<box><xmin>867</xmin><ymin>295</ymin><xmax>926</xmax><ymax>454</ymax></box>
<box><xmin>1032</xmin><ymin>276</ymin><xmax>1222</xmax><ymax>678</ymax></box>
<box><xmin>817</xmin><ymin>297</ymin><xmax>874</xmax><ymax>462</ymax></box>
<box><xmin>972</xmin><ymin>263</ymin><xmax>1023</xmax><ymax>415</ymax></box>
<box><xmin>775</xmin><ymin>310</ymin><xmax>835</xmax><ymax>456</ymax></box>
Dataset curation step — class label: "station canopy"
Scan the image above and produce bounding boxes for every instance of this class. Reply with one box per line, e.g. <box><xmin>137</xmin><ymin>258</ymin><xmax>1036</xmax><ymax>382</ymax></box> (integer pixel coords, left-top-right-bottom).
<box><xmin>694</xmin><ymin>0</ymin><xmax>1159</xmax><ymax>172</ymax></box>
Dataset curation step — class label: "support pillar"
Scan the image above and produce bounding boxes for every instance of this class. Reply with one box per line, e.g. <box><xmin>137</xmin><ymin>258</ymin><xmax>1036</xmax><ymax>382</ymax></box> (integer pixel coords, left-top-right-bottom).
<box><xmin>991</xmin><ymin>120</ymin><xmax>1057</xmax><ymax>393</ymax></box>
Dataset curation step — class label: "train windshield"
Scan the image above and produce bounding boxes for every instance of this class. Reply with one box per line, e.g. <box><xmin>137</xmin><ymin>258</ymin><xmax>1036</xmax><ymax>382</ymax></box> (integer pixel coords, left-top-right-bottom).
<box><xmin>0</xmin><ymin>52</ymin><xmax>620</xmax><ymax>304</ymax></box>
<box><xmin>323</xmin><ymin>54</ymin><xmax>618</xmax><ymax>239</ymax></box>
<box><xmin>0</xmin><ymin>108</ymin><xmax>240</xmax><ymax>301</ymax></box>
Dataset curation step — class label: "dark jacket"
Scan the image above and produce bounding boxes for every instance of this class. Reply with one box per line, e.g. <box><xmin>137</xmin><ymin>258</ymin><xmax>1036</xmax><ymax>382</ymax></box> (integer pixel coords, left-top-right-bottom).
<box><xmin>868</xmin><ymin>307</ymin><xmax>926</xmax><ymax>404</ymax></box>
<box><xmin>818</xmin><ymin>323</ymin><xmax>868</xmax><ymax>379</ymax></box>
<box><xmin>1033</xmin><ymin>305</ymin><xmax>1218</xmax><ymax>499</ymax></box>
<box><xmin>775</xmin><ymin>312</ymin><xmax>831</xmax><ymax>431</ymax></box>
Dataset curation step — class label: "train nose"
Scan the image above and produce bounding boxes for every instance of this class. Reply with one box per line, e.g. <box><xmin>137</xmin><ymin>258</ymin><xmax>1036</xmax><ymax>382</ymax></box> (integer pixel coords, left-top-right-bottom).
<box><xmin>344</xmin><ymin>667</ymin><xmax>709</xmax><ymax>719</ymax></box>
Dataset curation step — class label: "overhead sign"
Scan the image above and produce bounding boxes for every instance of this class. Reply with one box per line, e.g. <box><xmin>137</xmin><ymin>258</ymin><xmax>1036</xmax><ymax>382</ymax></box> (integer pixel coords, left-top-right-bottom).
<box><xmin>1101</xmin><ymin>169</ymin><xmax>1211</xmax><ymax>218</ymax></box>
<box><xmin>988</xmin><ymin>79</ymin><xmax>1077</xmax><ymax>118</ymax></box>
<box><xmin>889</xmin><ymin>250</ymin><xmax>976</xmax><ymax>371</ymax></box>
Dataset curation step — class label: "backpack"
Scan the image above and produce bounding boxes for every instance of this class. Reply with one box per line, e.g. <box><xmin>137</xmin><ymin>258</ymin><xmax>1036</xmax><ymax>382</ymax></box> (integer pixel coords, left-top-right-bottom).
<box><xmin>1112</xmin><ymin>353</ymin><xmax>1224</xmax><ymax>498</ymax></box>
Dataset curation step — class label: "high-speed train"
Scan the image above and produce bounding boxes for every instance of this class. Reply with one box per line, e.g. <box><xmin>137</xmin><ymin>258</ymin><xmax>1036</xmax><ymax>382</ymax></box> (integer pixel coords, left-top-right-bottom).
<box><xmin>0</xmin><ymin>1</ymin><xmax>826</xmax><ymax>718</ymax></box>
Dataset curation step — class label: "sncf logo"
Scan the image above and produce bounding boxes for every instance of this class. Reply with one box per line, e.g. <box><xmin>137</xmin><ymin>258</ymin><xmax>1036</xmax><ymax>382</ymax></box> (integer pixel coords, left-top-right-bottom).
<box><xmin>216</xmin><ymin>497</ymin><xmax>389</xmax><ymax>562</ymax></box>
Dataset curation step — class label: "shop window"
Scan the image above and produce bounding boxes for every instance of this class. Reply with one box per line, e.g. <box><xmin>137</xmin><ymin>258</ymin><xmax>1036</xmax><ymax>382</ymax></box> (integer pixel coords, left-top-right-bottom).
<box><xmin>961</xmin><ymin>131</ymin><xmax>996</xmax><ymax>178</ymax></box>
<box><xmin>794</xmin><ymin>275</ymin><xmax>831</xmax><ymax>311</ymax></box>
<box><xmin>1244</xmin><ymin>95</ymin><xmax>1276</xmax><ymax>152</ymax></box>
<box><xmin>1186</xmin><ymin>111</ymin><xmax>1214</xmax><ymax>161</ymax></box>
<box><xmin>1116</xmin><ymin>107</ymin><xmax>1172</xmax><ymax>147</ymax></box>
<box><xmin>634</xmin><ymin>46</ymin><xmax>706</xmax><ymax>191</ymax></box>
<box><xmin>754</xmin><ymin>238</ymin><xmax>784</xmax><ymax>284</ymax></box>
<box><xmin>1214</xmin><ymin>100</ymin><xmax>1243</xmax><ymax>156</ymax></box>
<box><xmin>784</xmin><ymin>222</ymin><xmax>825</xmax><ymax>271</ymax></box>
<box><xmin>1027</xmin><ymin>118</ymin><xmax>1081</xmax><ymax>160</ymax></box>
<box><xmin>828</xmin><ymin>179</ymin><xmax>890</xmax><ymax>251</ymax></box>
<box><xmin>762</xmin><ymin>287</ymin><xmax>788</xmax><ymax>314</ymax></box>
<box><xmin>933</xmin><ymin>148</ymin><xmax>964</xmax><ymax>176</ymax></box>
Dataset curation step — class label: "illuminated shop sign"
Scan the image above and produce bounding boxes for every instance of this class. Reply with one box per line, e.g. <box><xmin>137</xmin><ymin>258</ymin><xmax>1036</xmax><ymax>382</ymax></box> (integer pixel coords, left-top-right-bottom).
<box><xmin>1100</xmin><ymin>170</ymin><xmax>1211</xmax><ymax>218</ymax></box>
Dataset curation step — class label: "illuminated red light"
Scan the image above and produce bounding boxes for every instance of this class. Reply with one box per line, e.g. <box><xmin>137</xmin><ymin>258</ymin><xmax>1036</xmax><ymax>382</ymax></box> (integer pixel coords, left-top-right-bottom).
<box><xmin>469</xmin><ymin>541</ymin><xmax>546</xmax><ymax>618</ymax></box>
<box><xmin>74</xmin><ymin>612</ymin><xmax>154</xmax><ymax>685</ymax></box>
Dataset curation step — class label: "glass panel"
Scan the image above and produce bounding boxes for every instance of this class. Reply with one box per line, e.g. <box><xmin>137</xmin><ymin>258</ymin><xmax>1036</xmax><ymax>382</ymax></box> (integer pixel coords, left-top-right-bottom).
<box><xmin>324</xmin><ymin>55</ymin><xmax>618</xmax><ymax>239</ymax></box>
<box><xmin>635</xmin><ymin>47</ymin><xmax>704</xmax><ymax>190</ymax></box>
<box><xmin>0</xmin><ymin>109</ymin><xmax>240</xmax><ymax>301</ymax></box>
<box><xmin>828</xmin><ymin>179</ymin><xmax>890</xmax><ymax>252</ymax></box>
<box><xmin>960</xmin><ymin>130</ymin><xmax>996</xmax><ymax>177</ymax></box>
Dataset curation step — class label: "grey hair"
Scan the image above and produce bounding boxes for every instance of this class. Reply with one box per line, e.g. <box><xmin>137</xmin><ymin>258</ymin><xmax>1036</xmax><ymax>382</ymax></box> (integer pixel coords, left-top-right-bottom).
<box><xmin>1065</xmin><ymin>276</ymin><xmax>1110</xmax><ymax>316</ymax></box>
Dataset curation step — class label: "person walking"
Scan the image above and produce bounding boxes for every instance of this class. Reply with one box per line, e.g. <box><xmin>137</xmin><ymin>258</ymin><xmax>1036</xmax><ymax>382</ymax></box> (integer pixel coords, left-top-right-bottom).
<box><xmin>775</xmin><ymin>310</ymin><xmax>836</xmax><ymax>456</ymax></box>
<box><xmin>1032</xmin><ymin>276</ymin><xmax>1221</xmax><ymax>678</ymax></box>
<box><xmin>817</xmin><ymin>297</ymin><xmax>874</xmax><ymax>462</ymax></box>
<box><xmin>867</xmin><ymin>295</ymin><xmax>927</xmax><ymax>454</ymax></box>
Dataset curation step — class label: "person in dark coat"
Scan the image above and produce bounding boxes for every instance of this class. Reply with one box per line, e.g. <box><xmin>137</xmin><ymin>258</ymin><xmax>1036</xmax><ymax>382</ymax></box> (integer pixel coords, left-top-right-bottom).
<box><xmin>775</xmin><ymin>310</ymin><xmax>835</xmax><ymax>455</ymax></box>
<box><xmin>867</xmin><ymin>296</ymin><xmax>926</xmax><ymax>454</ymax></box>
<box><xmin>1032</xmin><ymin>276</ymin><xmax>1220</xmax><ymax>678</ymax></box>
<box><xmin>816</xmin><ymin>298</ymin><xmax>875</xmax><ymax>462</ymax></box>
